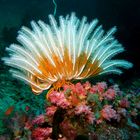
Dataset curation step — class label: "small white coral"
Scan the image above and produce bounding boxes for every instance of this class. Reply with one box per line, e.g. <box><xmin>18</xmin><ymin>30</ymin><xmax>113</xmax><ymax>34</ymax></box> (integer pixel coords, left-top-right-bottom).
<box><xmin>2</xmin><ymin>13</ymin><xmax>132</xmax><ymax>94</ymax></box>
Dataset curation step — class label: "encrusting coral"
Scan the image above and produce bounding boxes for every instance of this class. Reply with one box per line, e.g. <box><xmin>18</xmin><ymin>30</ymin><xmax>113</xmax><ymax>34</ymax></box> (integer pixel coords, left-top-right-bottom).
<box><xmin>24</xmin><ymin>81</ymin><xmax>139</xmax><ymax>140</ymax></box>
<box><xmin>2</xmin><ymin>13</ymin><xmax>132</xmax><ymax>94</ymax></box>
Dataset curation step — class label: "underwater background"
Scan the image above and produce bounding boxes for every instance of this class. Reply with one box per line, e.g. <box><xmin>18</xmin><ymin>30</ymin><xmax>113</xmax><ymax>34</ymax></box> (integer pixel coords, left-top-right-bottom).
<box><xmin>0</xmin><ymin>0</ymin><xmax>140</xmax><ymax>139</ymax></box>
<box><xmin>0</xmin><ymin>0</ymin><xmax>140</xmax><ymax>82</ymax></box>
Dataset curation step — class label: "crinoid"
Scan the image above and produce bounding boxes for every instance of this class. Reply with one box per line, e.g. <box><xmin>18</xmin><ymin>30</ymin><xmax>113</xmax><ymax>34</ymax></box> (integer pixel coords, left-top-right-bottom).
<box><xmin>2</xmin><ymin>13</ymin><xmax>132</xmax><ymax>94</ymax></box>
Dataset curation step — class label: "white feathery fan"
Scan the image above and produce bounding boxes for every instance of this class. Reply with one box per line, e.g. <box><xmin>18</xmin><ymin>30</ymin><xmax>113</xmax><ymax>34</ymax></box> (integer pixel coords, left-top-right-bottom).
<box><xmin>2</xmin><ymin>13</ymin><xmax>133</xmax><ymax>94</ymax></box>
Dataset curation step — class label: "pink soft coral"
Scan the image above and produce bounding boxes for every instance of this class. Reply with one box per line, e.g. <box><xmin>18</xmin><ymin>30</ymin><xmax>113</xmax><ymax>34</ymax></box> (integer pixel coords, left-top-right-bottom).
<box><xmin>85</xmin><ymin>111</ymin><xmax>95</xmax><ymax>124</ymax></box>
<box><xmin>90</xmin><ymin>85</ymin><xmax>98</xmax><ymax>94</ymax></box>
<box><xmin>46</xmin><ymin>106</ymin><xmax>57</xmax><ymax>117</ymax></box>
<box><xmin>119</xmin><ymin>99</ymin><xmax>130</xmax><ymax>108</ymax></box>
<box><xmin>83</xmin><ymin>81</ymin><xmax>91</xmax><ymax>90</ymax></box>
<box><xmin>96</xmin><ymin>82</ymin><xmax>107</xmax><ymax>93</ymax></box>
<box><xmin>89</xmin><ymin>82</ymin><xmax>107</xmax><ymax>94</ymax></box>
<box><xmin>32</xmin><ymin>114</ymin><xmax>45</xmax><ymax>125</ymax></box>
<box><xmin>101</xmin><ymin>105</ymin><xmax>117</xmax><ymax>121</ymax></box>
<box><xmin>103</xmin><ymin>89</ymin><xmax>116</xmax><ymax>100</ymax></box>
<box><xmin>74</xmin><ymin>83</ymin><xmax>87</xmax><ymax>96</ymax></box>
<box><xmin>75</xmin><ymin>105</ymin><xmax>95</xmax><ymax>124</ymax></box>
<box><xmin>32</xmin><ymin>127</ymin><xmax>52</xmax><ymax>140</ymax></box>
<box><xmin>48</xmin><ymin>91</ymin><xmax>70</xmax><ymax>109</ymax></box>
<box><xmin>60</xmin><ymin>120</ymin><xmax>77</xmax><ymax>140</ymax></box>
<box><xmin>25</xmin><ymin>81</ymin><xmax>132</xmax><ymax>140</ymax></box>
<box><xmin>75</xmin><ymin>105</ymin><xmax>90</xmax><ymax>115</ymax></box>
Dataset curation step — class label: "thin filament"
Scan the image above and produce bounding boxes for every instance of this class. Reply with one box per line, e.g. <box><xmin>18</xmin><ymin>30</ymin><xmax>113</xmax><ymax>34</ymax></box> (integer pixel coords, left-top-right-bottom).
<box><xmin>53</xmin><ymin>0</ymin><xmax>57</xmax><ymax>16</ymax></box>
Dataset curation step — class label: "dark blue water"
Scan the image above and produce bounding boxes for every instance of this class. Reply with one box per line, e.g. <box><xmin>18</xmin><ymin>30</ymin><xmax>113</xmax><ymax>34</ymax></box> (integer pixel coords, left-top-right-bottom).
<box><xmin>0</xmin><ymin>0</ymin><xmax>139</xmax><ymax>81</ymax></box>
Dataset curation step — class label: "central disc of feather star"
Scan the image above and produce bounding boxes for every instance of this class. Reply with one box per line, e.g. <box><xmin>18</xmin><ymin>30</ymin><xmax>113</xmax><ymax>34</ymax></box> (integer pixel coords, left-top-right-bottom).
<box><xmin>2</xmin><ymin>13</ymin><xmax>132</xmax><ymax>94</ymax></box>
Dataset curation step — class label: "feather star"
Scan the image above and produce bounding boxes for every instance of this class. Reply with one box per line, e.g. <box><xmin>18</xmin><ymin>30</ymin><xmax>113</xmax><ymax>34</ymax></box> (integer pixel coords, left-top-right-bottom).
<box><xmin>2</xmin><ymin>13</ymin><xmax>133</xmax><ymax>94</ymax></box>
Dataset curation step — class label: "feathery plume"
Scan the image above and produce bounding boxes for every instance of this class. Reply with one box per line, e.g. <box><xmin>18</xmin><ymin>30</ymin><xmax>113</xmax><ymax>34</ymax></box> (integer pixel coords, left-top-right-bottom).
<box><xmin>2</xmin><ymin>13</ymin><xmax>132</xmax><ymax>94</ymax></box>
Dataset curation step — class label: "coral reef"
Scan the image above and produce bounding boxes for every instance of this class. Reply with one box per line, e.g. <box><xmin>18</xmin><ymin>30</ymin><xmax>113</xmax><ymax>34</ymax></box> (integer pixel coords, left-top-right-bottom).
<box><xmin>1</xmin><ymin>13</ymin><xmax>139</xmax><ymax>140</ymax></box>
<box><xmin>1</xmin><ymin>81</ymin><xmax>138</xmax><ymax>140</ymax></box>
